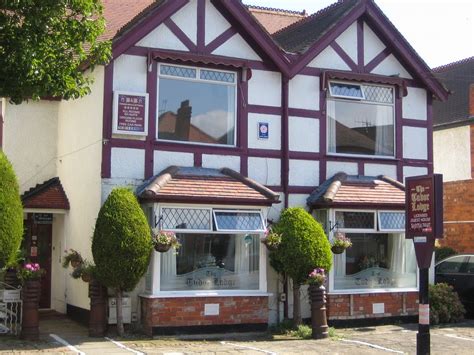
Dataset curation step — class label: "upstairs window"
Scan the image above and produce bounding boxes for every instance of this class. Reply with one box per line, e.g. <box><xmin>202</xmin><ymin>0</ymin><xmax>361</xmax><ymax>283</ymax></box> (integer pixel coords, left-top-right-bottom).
<box><xmin>327</xmin><ymin>82</ymin><xmax>395</xmax><ymax>157</ymax></box>
<box><xmin>157</xmin><ymin>64</ymin><xmax>237</xmax><ymax>146</ymax></box>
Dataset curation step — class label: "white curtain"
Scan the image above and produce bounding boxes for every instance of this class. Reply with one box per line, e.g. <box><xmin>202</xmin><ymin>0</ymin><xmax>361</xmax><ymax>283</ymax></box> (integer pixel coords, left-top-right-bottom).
<box><xmin>161</xmin><ymin>249</ymin><xmax>177</xmax><ymax>277</ymax></box>
<box><xmin>234</xmin><ymin>235</ymin><xmax>249</xmax><ymax>273</ymax></box>
<box><xmin>327</xmin><ymin>101</ymin><xmax>337</xmax><ymax>153</ymax></box>
<box><xmin>405</xmin><ymin>239</ymin><xmax>417</xmax><ymax>273</ymax></box>
<box><xmin>388</xmin><ymin>233</ymin><xmax>405</xmax><ymax>274</ymax></box>
<box><xmin>374</xmin><ymin>106</ymin><xmax>393</xmax><ymax>155</ymax></box>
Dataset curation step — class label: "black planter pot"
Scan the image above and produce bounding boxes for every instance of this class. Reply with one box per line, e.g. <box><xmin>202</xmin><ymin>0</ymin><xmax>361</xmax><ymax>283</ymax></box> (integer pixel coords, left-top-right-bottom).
<box><xmin>154</xmin><ymin>243</ymin><xmax>171</xmax><ymax>253</ymax></box>
<box><xmin>308</xmin><ymin>284</ymin><xmax>329</xmax><ymax>339</ymax></box>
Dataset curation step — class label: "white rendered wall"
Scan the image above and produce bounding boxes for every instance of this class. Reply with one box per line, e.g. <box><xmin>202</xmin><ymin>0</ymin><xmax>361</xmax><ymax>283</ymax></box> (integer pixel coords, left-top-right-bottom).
<box><xmin>57</xmin><ymin>67</ymin><xmax>105</xmax><ymax>310</ymax></box>
<box><xmin>205</xmin><ymin>0</ymin><xmax>231</xmax><ymax>45</ymax></box>
<box><xmin>289</xmin><ymin>117</ymin><xmax>319</xmax><ymax>153</ymax></box>
<box><xmin>248</xmin><ymin>70</ymin><xmax>282</xmax><ymax>107</ymax></box>
<box><xmin>248</xmin><ymin>157</ymin><xmax>281</xmax><ymax>186</ymax></box>
<box><xmin>434</xmin><ymin>126</ymin><xmax>471</xmax><ymax>182</ymax></box>
<box><xmin>403</xmin><ymin>87</ymin><xmax>427</xmax><ymax>120</ymax></box>
<box><xmin>3</xmin><ymin>100</ymin><xmax>59</xmax><ymax>192</ymax></box>
<box><xmin>335</xmin><ymin>22</ymin><xmax>358</xmax><ymax>64</ymax></box>
<box><xmin>363</xmin><ymin>23</ymin><xmax>386</xmax><ymax>65</ymax></box>
<box><xmin>111</xmin><ymin>148</ymin><xmax>145</xmax><ymax>179</ymax></box>
<box><xmin>403</xmin><ymin>166</ymin><xmax>428</xmax><ymax>182</ymax></box>
<box><xmin>170</xmin><ymin>0</ymin><xmax>197</xmax><ymax>45</ymax></box>
<box><xmin>403</xmin><ymin>126</ymin><xmax>428</xmax><ymax>160</ymax></box>
<box><xmin>212</xmin><ymin>33</ymin><xmax>261</xmax><ymax>61</ymax></box>
<box><xmin>308</xmin><ymin>46</ymin><xmax>351</xmax><ymax>71</ymax></box>
<box><xmin>364</xmin><ymin>163</ymin><xmax>398</xmax><ymax>180</ymax></box>
<box><xmin>288</xmin><ymin>194</ymin><xmax>310</xmax><ymax>209</ymax></box>
<box><xmin>202</xmin><ymin>154</ymin><xmax>240</xmax><ymax>172</ymax></box>
<box><xmin>51</xmin><ymin>214</ymin><xmax>67</xmax><ymax>313</ymax></box>
<box><xmin>137</xmin><ymin>24</ymin><xmax>189</xmax><ymax>51</ymax></box>
<box><xmin>248</xmin><ymin>113</ymin><xmax>281</xmax><ymax>150</ymax></box>
<box><xmin>289</xmin><ymin>160</ymin><xmax>319</xmax><ymax>186</ymax></box>
<box><xmin>113</xmin><ymin>54</ymin><xmax>147</xmax><ymax>93</ymax></box>
<box><xmin>288</xmin><ymin>75</ymin><xmax>320</xmax><ymax>111</ymax></box>
<box><xmin>371</xmin><ymin>54</ymin><xmax>413</xmax><ymax>79</ymax></box>
<box><xmin>153</xmin><ymin>150</ymin><xmax>194</xmax><ymax>174</ymax></box>
<box><xmin>326</xmin><ymin>161</ymin><xmax>358</xmax><ymax>179</ymax></box>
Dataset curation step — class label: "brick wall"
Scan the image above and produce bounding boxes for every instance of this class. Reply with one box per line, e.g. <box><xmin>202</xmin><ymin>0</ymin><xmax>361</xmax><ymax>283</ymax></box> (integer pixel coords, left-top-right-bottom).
<box><xmin>141</xmin><ymin>296</ymin><xmax>268</xmax><ymax>335</ymax></box>
<box><xmin>441</xmin><ymin>179</ymin><xmax>474</xmax><ymax>253</ymax></box>
<box><xmin>327</xmin><ymin>292</ymin><xmax>418</xmax><ymax>320</ymax></box>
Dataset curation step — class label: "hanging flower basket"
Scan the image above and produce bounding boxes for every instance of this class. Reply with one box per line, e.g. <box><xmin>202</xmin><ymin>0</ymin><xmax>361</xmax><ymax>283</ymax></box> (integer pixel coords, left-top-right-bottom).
<box><xmin>62</xmin><ymin>249</ymin><xmax>83</xmax><ymax>268</ymax></box>
<box><xmin>331</xmin><ymin>232</ymin><xmax>352</xmax><ymax>254</ymax></box>
<box><xmin>261</xmin><ymin>229</ymin><xmax>282</xmax><ymax>251</ymax></box>
<box><xmin>152</xmin><ymin>229</ymin><xmax>180</xmax><ymax>253</ymax></box>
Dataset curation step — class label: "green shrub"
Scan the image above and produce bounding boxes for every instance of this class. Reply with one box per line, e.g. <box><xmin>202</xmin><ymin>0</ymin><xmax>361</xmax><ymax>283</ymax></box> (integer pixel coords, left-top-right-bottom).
<box><xmin>435</xmin><ymin>246</ymin><xmax>457</xmax><ymax>263</ymax></box>
<box><xmin>429</xmin><ymin>283</ymin><xmax>465</xmax><ymax>324</ymax></box>
<box><xmin>291</xmin><ymin>324</ymin><xmax>312</xmax><ymax>339</ymax></box>
<box><xmin>0</xmin><ymin>151</ymin><xmax>23</xmax><ymax>269</ymax></box>
<box><xmin>92</xmin><ymin>187</ymin><xmax>152</xmax><ymax>335</ymax></box>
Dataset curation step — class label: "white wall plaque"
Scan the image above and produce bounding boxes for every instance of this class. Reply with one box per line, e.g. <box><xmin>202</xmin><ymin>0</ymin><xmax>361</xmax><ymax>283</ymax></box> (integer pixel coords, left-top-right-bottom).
<box><xmin>204</xmin><ymin>303</ymin><xmax>220</xmax><ymax>316</ymax></box>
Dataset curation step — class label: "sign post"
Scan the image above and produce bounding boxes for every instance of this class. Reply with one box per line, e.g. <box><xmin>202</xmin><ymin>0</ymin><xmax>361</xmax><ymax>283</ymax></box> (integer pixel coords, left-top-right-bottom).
<box><xmin>405</xmin><ymin>174</ymin><xmax>443</xmax><ymax>355</ymax></box>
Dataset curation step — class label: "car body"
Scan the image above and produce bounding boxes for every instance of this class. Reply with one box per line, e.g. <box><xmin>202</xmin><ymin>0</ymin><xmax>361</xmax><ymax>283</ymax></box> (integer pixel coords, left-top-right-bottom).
<box><xmin>435</xmin><ymin>254</ymin><xmax>474</xmax><ymax>314</ymax></box>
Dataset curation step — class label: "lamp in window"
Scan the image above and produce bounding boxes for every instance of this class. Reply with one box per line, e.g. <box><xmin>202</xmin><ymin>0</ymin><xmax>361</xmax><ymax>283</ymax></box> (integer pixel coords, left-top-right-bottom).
<box><xmin>331</xmin><ymin>231</ymin><xmax>352</xmax><ymax>255</ymax></box>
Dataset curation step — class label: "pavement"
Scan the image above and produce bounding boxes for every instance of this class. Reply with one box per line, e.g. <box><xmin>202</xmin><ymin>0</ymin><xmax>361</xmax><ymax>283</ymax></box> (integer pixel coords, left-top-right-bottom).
<box><xmin>1</xmin><ymin>316</ymin><xmax>474</xmax><ymax>354</ymax></box>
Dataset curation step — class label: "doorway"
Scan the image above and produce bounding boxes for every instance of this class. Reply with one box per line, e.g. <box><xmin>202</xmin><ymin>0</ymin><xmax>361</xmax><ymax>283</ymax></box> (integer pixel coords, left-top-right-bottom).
<box><xmin>23</xmin><ymin>214</ymin><xmax>53</xmax><ymax>309</ymax></box>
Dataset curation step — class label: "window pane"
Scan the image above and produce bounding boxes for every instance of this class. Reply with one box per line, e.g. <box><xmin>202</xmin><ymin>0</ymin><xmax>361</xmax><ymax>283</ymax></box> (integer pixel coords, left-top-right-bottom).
<box><xmin>379</xmin><ymin>212</ymin><xmax>405</xmax><ymax>231</ymax></box>
<box><xmin>160</xmin><ymin>234</ymin><xmax>260</xmax><ymax>291</ymax></box>
<box><xmin>436</xmin><ymin>256</ymin><xmax>465</xmax><ymax>273</ymax></box>
<box><xmin>214</xmin><ymin>211</ymin><xmax>265</xmax><ymax>232</ymax></box>
<box><xmin>158</xmin><ymin>78</ymin><xmax>235</xmax><ymax>145</ymax></box>
<box><xmin>161</xmin><ymin>208</ymin><xmax>211</xmax><ymax>230</ymax></box>
<box><xmin>200</xmin><ymin>69</ymin><xmax>235</xmax><ymax>83</ymax></box>
<box><xmin>330</xmin><ymin>83</ymin><xmax>364</xmax><ymax>99</ymax></box>
<box><xmin>327</xmin><ymin>100</ymin><xmax>394</xmax><ymax>156</ymax></box>
<box><xmin>334</xmin><ymin>233</ymin><xmax>417</xmax><ymax>290</ymax></box>
<box><xmin>362</xmin><ymin>85</ymin><xmax>393</xmax><ymax>104</ymax></box>
<box><xmin>160</xmin><ymin>64</ymin><xmax>196</xmax><ymax>78</ymax></box>
<box><xmin>335</xmin><ymin>211</ymin><xmax>374</xmax><ymax>229</ymax></box>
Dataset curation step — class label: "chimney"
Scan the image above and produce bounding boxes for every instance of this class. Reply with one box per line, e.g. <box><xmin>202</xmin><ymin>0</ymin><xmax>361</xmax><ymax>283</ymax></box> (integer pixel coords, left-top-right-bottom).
<box><xmin>175</xmin><ymin>100</ymin><xmax>192</xmax><ymax>141</ymax></box>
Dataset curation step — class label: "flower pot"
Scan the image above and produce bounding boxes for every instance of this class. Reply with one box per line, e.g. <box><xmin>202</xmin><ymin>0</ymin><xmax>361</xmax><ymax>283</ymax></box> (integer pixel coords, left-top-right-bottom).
<box><xmin>308</xmin><ymin>284</ymin><xmax>329</xmax><ymax>339</ymax></box>
<box><xmin>82</xmin><ymin>273</ymin><xmax>92</xmax><ymax>283</ymax></box>
<box><xmin>154</xmin><ymin>243</ymin><xmax>171</xmax><ymax>253</ymax></box>
<box><xmin>71</xmin><ymin>260</ymin><xmax>82</xmax><ymax>268</ymax></box>
<box><xmin>331</xmin><ymin>245</ymin><xmax>346</xmax><ymax>254</ymax></box>
<box><xmin>21</xmin><ymin>279</ymin><xmax>41</xmax><ymax>340</ymax></box>
<box><xmin>88</xmin><ymin>279</ymin><xmax>107</xmax><ymax>337</ymax></box>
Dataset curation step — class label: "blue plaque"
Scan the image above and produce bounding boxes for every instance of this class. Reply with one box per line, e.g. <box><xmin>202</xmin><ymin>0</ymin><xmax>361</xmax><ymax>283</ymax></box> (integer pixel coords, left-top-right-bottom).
<box><xmin>258</xmin><ymin>122</ymin><xmax>269</xmax><ymax>140</ymax></box>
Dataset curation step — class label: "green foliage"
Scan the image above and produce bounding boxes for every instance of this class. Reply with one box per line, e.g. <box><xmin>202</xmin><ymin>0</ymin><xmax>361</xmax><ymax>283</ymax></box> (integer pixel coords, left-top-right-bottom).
<box><xmin>289</xmin><ymin>324</ymin><xmax>312</xmax><ymax>339</ymax></box>
<box><xmin>92</xmin><ymin>188</ymin><xmax>152</xmax><ymax>292</ymax></box>
<box><xmin>0</xmin><ymin>152</ymin><xmax>23</xmax><ymax>269</ymax></box>
<box><xmin>429</xmin><ymin>283</ymin><xmax>465</xmax><ymax>324</ymax></box>
<box><xmin>435</xmin><ymin>246</ymin><xmax>457</xmax><ymax>263</ymax></box>
<box><xmin>0</xmin><ymin>0</ymin><xmax>111</xmax><ymax>104</ymax></box>
<box><xmin>270</xmin><ymin>208</ymin><xmax>332</xmax><ymax>285</ymax></box>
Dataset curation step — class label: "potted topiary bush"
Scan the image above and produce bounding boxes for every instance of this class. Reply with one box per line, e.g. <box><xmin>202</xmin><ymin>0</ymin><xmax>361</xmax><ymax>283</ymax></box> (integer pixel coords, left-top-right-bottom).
<box><xmin>92</xmin><ymin>188</ymin><xmax>153</xmax><ymax>336</ymax></box>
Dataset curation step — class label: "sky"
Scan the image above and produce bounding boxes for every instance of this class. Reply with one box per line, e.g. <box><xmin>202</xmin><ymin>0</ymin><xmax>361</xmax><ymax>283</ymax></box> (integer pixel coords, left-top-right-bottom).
<box><xmin>243</xmin><ymin>0</ymin><xmax>474</xmax><ymax>68</ymax></box>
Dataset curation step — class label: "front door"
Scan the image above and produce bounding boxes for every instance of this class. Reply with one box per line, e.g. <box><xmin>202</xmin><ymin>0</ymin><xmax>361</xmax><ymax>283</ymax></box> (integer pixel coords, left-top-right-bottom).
<box><xmin>24</xmin><ymin>214</ymin><xmax>53</xmax><ymax>309</ymax></box>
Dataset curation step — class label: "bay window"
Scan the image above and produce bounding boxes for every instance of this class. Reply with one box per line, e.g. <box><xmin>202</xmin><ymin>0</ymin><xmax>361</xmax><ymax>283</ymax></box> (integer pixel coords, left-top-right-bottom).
<box><xmin>157</xmin><ymin>64</ymin><xmax>237</xmax><ymax>146</ymax></box>
<box><xmin>329</xmin><ymin>209</ymin><xmax>417</xmax><ymax>292</ymax></box>
<box><xmin>327</xmin><ymin>82</ymin><xmax>395</xmax><ymax>157</ymax></box>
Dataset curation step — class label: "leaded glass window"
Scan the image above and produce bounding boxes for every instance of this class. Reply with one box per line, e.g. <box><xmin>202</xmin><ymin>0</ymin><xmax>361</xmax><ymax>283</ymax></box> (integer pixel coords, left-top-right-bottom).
<box><xmin>378</xmin><ymin>211</ymin><xmax>405</xmax><ymax>231</ymax></box>
<box><xmin>161</xmin><ymin>207</ymin><xmax>212</xmax><ymax>231</ymax></box>
<box><xmin>213</xmin><ymin>210</ymin><xmax>265</xmax><ymax>232</ymax></box>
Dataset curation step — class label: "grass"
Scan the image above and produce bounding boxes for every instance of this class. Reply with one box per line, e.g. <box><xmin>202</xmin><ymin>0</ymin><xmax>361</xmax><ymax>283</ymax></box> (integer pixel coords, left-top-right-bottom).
<box><xmin>270</xmin><ymin>320</ymin><xmax>341</xmax><ymax>340</ymax></box>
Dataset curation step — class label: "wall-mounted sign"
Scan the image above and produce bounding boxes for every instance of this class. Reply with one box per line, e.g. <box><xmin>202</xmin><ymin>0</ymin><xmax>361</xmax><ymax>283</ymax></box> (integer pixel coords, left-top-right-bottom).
<box><xmin>34</xmin><ymin>213</ymin><xmax>53</xmax><ymax>224</ymax></box>
<box><xmin>113</xmin><ymin>91</ymin><xmax>149</xmax><ymax>136</ymax></box>
<box><xmin>258</xmin><ymin>122</ymin><xmax>269</xmax><ymax>140</ymax></box>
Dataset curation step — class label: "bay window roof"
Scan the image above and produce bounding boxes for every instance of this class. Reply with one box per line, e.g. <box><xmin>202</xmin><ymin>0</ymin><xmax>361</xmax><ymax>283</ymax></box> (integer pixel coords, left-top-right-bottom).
<box><xmin>307</xmin><ymin>173</ymin><xmax>405</xmax><ymax>209</ymax></box>
<box><xmin>137</xmin><ymin>166</ymin><xmax>280</xmax><ymax>206</ymax></box>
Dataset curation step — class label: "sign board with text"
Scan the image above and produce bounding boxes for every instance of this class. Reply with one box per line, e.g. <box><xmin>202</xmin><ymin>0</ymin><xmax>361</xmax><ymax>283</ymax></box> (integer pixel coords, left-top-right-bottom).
<box><xmin>112</xmin><ymin>91</ymin><xmax>149</xmax><ymax>136</ymax></box>
<box><xmin>405</xmin><ymin>174</ymin><xmax>443</xmax><ymax>268</ymax></box>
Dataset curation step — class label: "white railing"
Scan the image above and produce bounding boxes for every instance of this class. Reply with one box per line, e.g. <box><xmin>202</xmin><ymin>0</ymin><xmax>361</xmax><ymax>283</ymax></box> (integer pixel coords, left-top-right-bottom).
<box><xmin>0</xmin><ymin>281</ymin><xmax>22</xmax><ymax>336</ymax></box>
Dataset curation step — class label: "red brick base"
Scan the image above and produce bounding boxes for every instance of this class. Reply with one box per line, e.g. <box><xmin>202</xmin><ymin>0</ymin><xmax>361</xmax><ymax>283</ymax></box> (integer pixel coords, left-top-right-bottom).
<box><xmin>141</xmin><ymin>296</ymin><xmax>268</xmax><ymax>335</ymax></box>
<box><xmin>327</xmin><ymin>292</ymin><xmax>418</xmax><ymax>320</ymax></box>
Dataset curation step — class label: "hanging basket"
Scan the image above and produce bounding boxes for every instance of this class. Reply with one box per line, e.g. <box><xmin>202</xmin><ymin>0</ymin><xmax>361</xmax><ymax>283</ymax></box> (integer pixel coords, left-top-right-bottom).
<box><xmin>331</xmin><ymin>245</ymin><xmax>346</xmax><ymax>254</ymax></box>
<box><xmin>154</xmin><ymin>243</ymin><xmax>171</xmax><ymax>253</ymax></box>
<box><xmin>71</xmin><ymin>260</ymin><xmax>82</xmax><ymax>268</ymax></box>
<box><xmin>262</xmin><ymin>239</ymin><xmax>279</xmax><ymax>252</ymax></box>
<box><xmin>81</xmin><ymin>273</ymin><xmax>92</xmax><ymax>283</ymax></box>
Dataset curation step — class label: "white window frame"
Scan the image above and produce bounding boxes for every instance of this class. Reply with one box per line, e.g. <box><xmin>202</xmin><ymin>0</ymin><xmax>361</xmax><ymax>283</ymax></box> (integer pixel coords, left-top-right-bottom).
<box><xmin>213</xmin><ymin>209</ymin><xmax>266</xmax><ymax>233</ymax></box>
<box><xmin>326</xmin><ymin>81</ymin><xmax>396</xmax><ymax>159</ymax></box>
<box><xmin>156</xmin><ymin>63</ymin><xmax>238</xmax><ymax>148</ymax></box>
<box><xmin>148</xmin><ymin>203</ymin><xmax>269</xmax><ymax>297</ymax></box>
<box><xmin>328</xmin><ymin>208</ymin><xmax>419</xmax><ymax>294</ymax></box>
<box><xmin>328</xmin><ymin>81</ymin><xmax>365</xmax><ymax>100</ymax></box>
<box><xmin>378</xmin><ymin>210</ymin><xmax>405</xmax><ymax>232</ymax></box>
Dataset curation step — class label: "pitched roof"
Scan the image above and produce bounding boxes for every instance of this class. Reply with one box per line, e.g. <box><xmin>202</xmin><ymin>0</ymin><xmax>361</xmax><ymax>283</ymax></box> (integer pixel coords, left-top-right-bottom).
<box><xmin>307</xmin><ymin>173</ymin><xmax>405</xmax><ymax>209</ymax></box>
<box><xmin>246</xmin><ymin>5</ymin><xmax>308</xmax><ymax>35</ymax></box>
<box><xmin>137</xmin><ymin>166</ymin><xmax>280</xmax><ymax>206</ymax></box>
<box><xmin>432</xmin><ymin>57</ymin><xmax>474</xmax><ymax>128</ymax></box>
<box><xmin>21</xmin><ymin>177</ymin><xmax>70</xmax><ymax>210</ymax></box>
<box><xmin>273</xmin><ymin>0</ymin><xmax>359</xmax><ymax>53</ymax></box>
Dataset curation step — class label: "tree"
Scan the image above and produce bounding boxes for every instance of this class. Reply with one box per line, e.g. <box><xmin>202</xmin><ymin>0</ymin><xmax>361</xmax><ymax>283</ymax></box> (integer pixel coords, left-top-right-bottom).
<box><xmin>92</xmin><ymin>188</ymin><xmax>152</xmax><ymax>336</ymax></box>
<box><xmin>0</xmin><ymin>0</ymin><xmax>110</xmax><ymax>104</ymax></box>
<box><xmin>270</xmin><ymin>207</ymin><xmax>332</xmax><ymax>325</ymax></box>
<box><xmin>0</xmin><ymin>151</ymin><xmax>23</xmax><ymax>269</ymax></box>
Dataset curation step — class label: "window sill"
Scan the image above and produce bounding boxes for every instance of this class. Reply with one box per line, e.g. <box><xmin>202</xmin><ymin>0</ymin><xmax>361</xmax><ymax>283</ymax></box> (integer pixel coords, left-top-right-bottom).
<box><xmin>140</xmin><ymin>291</ymin><xmax>272</xmax><ymax>298</ymax></box>
<box><xmin>326</xmin><ymin>152</ymin><xmax>398</xmax><ymax>161</ymax></box>
<box><xmin>328</xmin><ymin>287</ymin><xmax>418</xmax><ymax>295</ymax></box>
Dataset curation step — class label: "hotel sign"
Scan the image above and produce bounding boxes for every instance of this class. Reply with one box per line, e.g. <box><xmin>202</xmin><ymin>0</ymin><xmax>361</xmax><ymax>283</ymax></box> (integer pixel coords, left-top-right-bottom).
<box><xmin>405</xmin><ymin>174</ymin><xmax>443</xmax><ymax>268</ymax></box>
<box><xmin>113</xmin><ymin>91</ymin><xmax>149</xmax><ymax>136</ymax></box>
